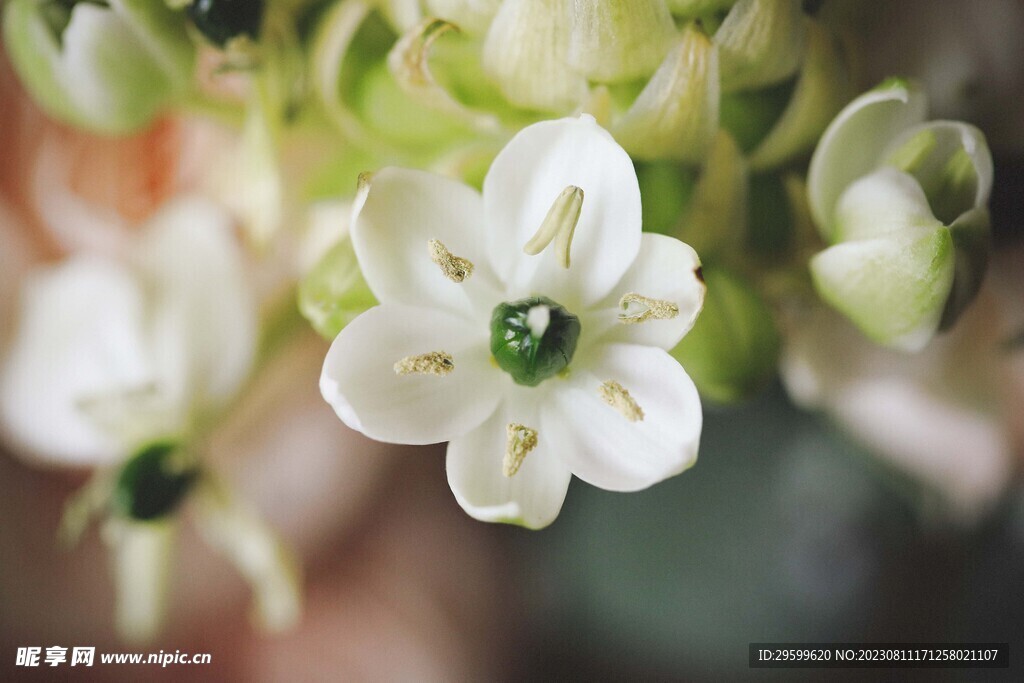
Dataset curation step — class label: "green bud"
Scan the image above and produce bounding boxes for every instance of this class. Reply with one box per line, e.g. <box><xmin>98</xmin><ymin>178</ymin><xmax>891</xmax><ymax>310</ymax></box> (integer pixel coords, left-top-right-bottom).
<box><xmin>490</xmin><ymin>296</ymin><xmax>581</xmax><ymax>387</ymax></box>
<box><xmin>298</xmin><ymin>235</ymin><xmax>378</xmax><ymax>339</ymax></box>
<box><xmin>670</xmin><ymin>268</ymin><xmax>779</xmax><ymax>403</ymax></box>
<box><xmin>715</xmin><ymin>0</ymin><xmax>806</xmax><ymax>93</ymax></box>
<box><xmin>568</xmin><ymin>0</ymin><xmax>677</xmax><ymax>84</ymax></box>
<box><xmin>111</xmin><ymin>442</ymin><xmax>198</xmax><ymax>522</ymax></box>
<box><xmin>188</xmin><ymin>0</ymin><xmax>264</xmax><ymax>47</ymax></box>
<box><xmin>482</xmin><ymin>0</ymin><xmax>585</xmax><ymax>113</ymax></box>
<box><xmin>3</xmin><ymin>0</ymin><xmax>195</xmax><ymax>133</ymax></box>
<box><xmin>613</xmin><ymin>21</ymin><xmax>719</xmax><ymax>163</ymax></box>
<box><xmin>747</xmin><ymin>20</ymin><xmax>852</xmax><ymax>170</ymax></box>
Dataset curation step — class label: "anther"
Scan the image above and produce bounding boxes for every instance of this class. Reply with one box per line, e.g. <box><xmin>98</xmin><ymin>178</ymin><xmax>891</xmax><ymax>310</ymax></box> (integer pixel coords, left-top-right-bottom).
<box><xmin>428</xmin><ymin>239</ymin><xmax>474</xmax><ymax>282</ymax></box>
<box><xmin>598</xmin><ymin>380</ymin><xmax>644</xmax><ymax>422</ymax></box>
<box><xmin>394</xmin><ymin>351</ymin><xmax>454</xmax><ymax>376</ymax></box>
<box><xmin>618</xmin><ymin>292</ymin><xmax>679</xmax><ymax>324</ymax></box>
<box><xmin>504</xmin><ymin>423</ymin><xmax>538</xmax><ymax>477</ymax></box>
<box><xmin>523</xmin><ymin>185</ymin><xmax>584</xmax><ymax>268</ymax></box>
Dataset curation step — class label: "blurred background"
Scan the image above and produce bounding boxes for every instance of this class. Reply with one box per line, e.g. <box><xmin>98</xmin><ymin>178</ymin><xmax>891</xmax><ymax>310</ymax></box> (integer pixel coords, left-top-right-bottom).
<box><xmin>1</xmin><ymin>0</ymin><xmax>1023</xmax><ymax>680</ymax></box>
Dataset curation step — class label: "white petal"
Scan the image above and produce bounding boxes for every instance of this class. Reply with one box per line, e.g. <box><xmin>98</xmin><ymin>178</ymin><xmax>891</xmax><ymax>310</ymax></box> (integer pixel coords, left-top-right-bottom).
<box><xmin>549</xmin><ymin>343</ymin><xmax>701</xmax><ymax>491</ymax></box>
<box><xmin>0</xmin><ymin>258</ymin><xmax>153</xmax><ymax>466</ymax></box>
<box><xmin>810</xmin><ymin>224</ymin><xmax>955</xmax><ymax>352</ymax></box>
<box><xmin>193</xmin><ymin>483</ymin><xmax>301</xmax><ymax>633</ymax></box>
<box><xmin>593</xmin><ymin>233</ymin><xmax>705</xmax><ymax>350</ymax></box>
<box><xmin>483</xmin><ymin>115</ymin><xmax>642</xmax><ymax>308</ymax></box>
<box><xmin>833</xmin><ymin>167</ymin><xmax>941</xmax><ymax>242</ymax></box>
<box><xmin>881</xmin><ymin>120</ymin><xmax>994</xmax><ymax>220</ymax></box>
<box><xmin>135</xmin><ymin>197</ymin><xmax>257</xmax><ymax>414</ymax></box>
<box><xmin>103</xmin><ymin>518</ymin><xmax>176</xmax><ymax>644</ymax></box>
<box><xmin>446</xmin><ymin>403</ymin><xmax>572</xmax><ymax>529</ymax></box>
<box><xmin>807</xmin><ymin>79</ymin><xmax>928</xmax><ymax>241</ymax></box>
<box><xmin>352</xmin><ymin>167</ymin><xmax>499</xmax><ymax>317</ymax></box>
<box><xmin>320</xmin><ymin>304</ymin><xmax>501</xmax><ymax>444</ymax></box>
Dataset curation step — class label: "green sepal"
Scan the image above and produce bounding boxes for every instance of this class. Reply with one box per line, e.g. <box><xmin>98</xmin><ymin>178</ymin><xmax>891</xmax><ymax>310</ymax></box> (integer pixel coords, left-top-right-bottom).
<box><xmin>670</xmin><ymin>267</ymin><xmax>779</xmax><ymax>403</ymax></box>
<box><xmin>298</xmin><ymin>235</ymin><xmax>378</xmax><ymax>339</ymax></box>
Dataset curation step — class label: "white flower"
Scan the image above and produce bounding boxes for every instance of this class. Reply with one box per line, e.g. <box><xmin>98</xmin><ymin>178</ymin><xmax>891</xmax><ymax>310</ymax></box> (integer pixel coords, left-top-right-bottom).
<box><xmin>0</xmin><ymin>196</ymin><xmax>300</xmax><ymax>642</ymax></box>
<box><xmin>321</xmin><ymin>116</ymin><xmax>705</xmax><ymax>529</ymax></box>
<box><xmin>0</xmin><ymin>196</ymin><xmax>256</xmax><ymax>466</ymax></box>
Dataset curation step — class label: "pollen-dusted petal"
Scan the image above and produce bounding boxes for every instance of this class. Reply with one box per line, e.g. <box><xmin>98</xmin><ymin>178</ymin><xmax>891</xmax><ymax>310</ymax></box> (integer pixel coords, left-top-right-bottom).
<box><xmin>393</xmin><ymin>351</ymin><xmax>455</xmax><ymax>376</ymax></box>
<box><xmin>321</xmin><ymin>304</ymin><xmax>501</xmax><ymax>444</ymax></box>
<box><xmin>594</xmin><ymin>233</ymin><xmax>705</xmax><ymax>350</ymax></box>
<box><xmin>503</xmin><ymin>422</ymin><xmax>538</xmax><ymax>476</ymax></box>
<box><xmin>618</xmin><ymin>293</ymin><xmax>680</xmax><ymax>325</ymax></box>
<box><xmin>447</xmin><ymin>406</ymin><xmax>572</xmax><ymax>529</ymax></box>
<box><xmin>598</xmin><ymin>380</ymin><xmax>644</xmax><ymax>422</ymax></box>
<box><xmin>483</xmin><ymin>115</ymin><xmax>642</xmax><ymax>306</ymax></box>
<box><xmin>548</xmin><ymin>343</ymin><xmax>701</xmax><ymax>492</ymax></box>
<box><xmin>353</xmin><ymin>167</ymin><xmax>497</xmax><ymax>317</ymax></box>
<box><xmin>428</xmin><ymin>238</ymin><xmax>475</xmax><ymax>282</ymax></box>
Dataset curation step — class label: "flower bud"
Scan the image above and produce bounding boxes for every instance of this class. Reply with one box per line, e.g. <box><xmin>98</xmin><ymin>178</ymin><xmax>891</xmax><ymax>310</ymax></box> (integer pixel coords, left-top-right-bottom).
<box><xmin>715</xmin><ymin>0</ymin><xmax>806</xmax><ymax>93</ymax></box>
<box><xmin>482</xmin><ymin>0</ymin><xmax>586</xmax><ymax>113</ymax></box>
<box><xmin>3</xmin><ymin>0</ymin><xmax>195</xmax><ymax>133</ymax></box>
<box><xmin>806</xmin><ymin>79</ymin><xmax>994</xmax><ymax>349</ymax></box>
<box><xmin>747</xmin><ymin>20</ymin><xmax>852</xmax><ymax>170</ymax></box>
<box><xmin>298</xmin><ymin>235</ymin><xmax>378</xmax><ymax>339</ymax></box>
<box><xmin>613</xmin><ymin>21</ymin><xmax>719</xmax><ymax>163</ymax></box>
<box><xmin>568</xmin><ymin>0</ymin><xmax>677</xmax><ymax>84</ymax></box>
<box><xmin>670</xmin><ymin>267</ymin><xmax>779</xmax><ymax>403</ymax></box>
<box><xmin>424</xmin><ymin>0</ymin><xmax>501</xmax><ymax>36</ymax></box>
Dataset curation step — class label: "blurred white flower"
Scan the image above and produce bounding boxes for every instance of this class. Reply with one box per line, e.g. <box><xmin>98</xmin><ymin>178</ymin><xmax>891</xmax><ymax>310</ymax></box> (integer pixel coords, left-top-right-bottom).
<box><xmin>0</xmin><ymin>196</ymin><xmax>256</xmax><ymax>466</ymax></box>
<box><xmin>780</xmin><ymin>286</ymin><xmax>1015</xmax><ymax>524</ymax></box>
<box><xmin>321</xmin><ymin>116</ymin><xmax>705</xmax><ymax>528</ymax></box>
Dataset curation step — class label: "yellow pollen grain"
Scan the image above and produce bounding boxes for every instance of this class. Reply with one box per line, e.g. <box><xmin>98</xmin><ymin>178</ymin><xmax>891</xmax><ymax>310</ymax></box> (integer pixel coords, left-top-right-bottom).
<box><xmin>393</xmin><ymin>351</ymin><xmax>454</xmax><ymax>376</ymax></box>
<box><xmin>598</xmin><ymin>380</ymin><xmax>644</xmax><ymax>422</ymax></box>
<box><xmin>503</xmin><ymin>423</ymin><xmax>538</xmax><ymax>477</ymax></box>
<box><xmin>618</xmin><ymin>292</ymin><xmax>679</xmax><ymax>324</ymax></box>
<box><xmin>428</xmin><ymin>239</ymin><xmax>474</xmax><ymax>282</ymax></box>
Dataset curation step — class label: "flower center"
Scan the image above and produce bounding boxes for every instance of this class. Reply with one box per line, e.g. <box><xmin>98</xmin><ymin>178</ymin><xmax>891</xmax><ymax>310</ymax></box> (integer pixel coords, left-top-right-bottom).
<box><xmin>188</xmin><ymin>0</ymin><xmax>265</xmax><ymax>47</ymax></box>
<box><xmin>111</xmin><ymin>442</ymin><xmax>198</xmax><ymax>521</ymax></box>
<box><xmin>490</xmin><ymin>296</ymin><xmax>581</xmax><ymax>386</ymax></box>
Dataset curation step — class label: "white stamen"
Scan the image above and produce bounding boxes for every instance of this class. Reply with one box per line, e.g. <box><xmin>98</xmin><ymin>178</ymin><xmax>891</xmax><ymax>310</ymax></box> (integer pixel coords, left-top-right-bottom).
<box><xmin>394</xmin><ymin>351</ymin><xmax>454</xmax><ymax>376</ymax></box>
<box><xmin>618</xmin><ymin>292</ymin><xmax>679</xmax><ymax>324</ymax></box>
<box><xmin>428</xmin><ymin>239</ymin><xmax>474</xmax><ymax>282</ymax></box>
<box><xmin>526</xmin><ymin>304</ymin><xmax>551</xmax><ymax>339</ymax></box>
<box><xmin>523</xmin><ymin>185</ymin><xmax>584</xmax><ymax>268</ymax></box>
<box><xmin>504</xmin><ymin>423</ymin><xmax>538</xmax><ymax>477</ymax></box>
<box><xmin>598</xmin><ymin>380</ymin><xmax>644</xmax><ymax>422</ymax></box>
